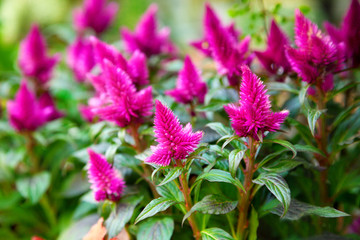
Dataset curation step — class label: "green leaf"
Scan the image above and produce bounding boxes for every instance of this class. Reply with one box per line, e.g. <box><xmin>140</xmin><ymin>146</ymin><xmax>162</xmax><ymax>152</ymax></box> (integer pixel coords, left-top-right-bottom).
<box><xmin>206</xmin><ymin>122</ymin><xmax>232</xmax><ymax>137</ymax></box>
<box><xmin>299</xmin><ymin>84</ymin><xmax>310</xmax><ymax>105</ymax></box>
<box><xmin>271</xmin><ymin>199</ymin><xmax>349</xmax><ymax>220</ymax></box>
<box><xmin>257</xmin><ymin>149</ymin><xmax>288</xmax><ymax>169</ymax></box>
<box><xmin>197</xmin><ymin>99</ymin><xmax>229</xmax><ymax>112</ymax></box>
<box><xmin>194</xmin><ymin>169</ymin><xmax>245</xmax><ymax>193</ymax></box>
<box><xmin>135</xmin><ymin>197</ymin><xmax>177</xmax><ymax>224</ymax></box>
<box><xmin>331</xmin><ymin>101</ymin><xmax>360</xmax><ymax>130</ymax></box>
<box><xmin>253</xmin><ymin>173</ymin><xmax>291</xmax><ymax>216</ymax></box>
<box><xmin>307</xmin><ymin>109</ymin><xmax>324</xmax><ymax>136</ymax></box>
<box><xmin>294</xmin><ymin>144</ymin><xmax>326</xmax><ymax>156</ymax></box>
<box><xmin>249</xmin><ymin>207</ymin><xmax>259</xmax><ymax>240</ymax></box>
<box><xmin>105</xmin><ymin>144</ymin><xmax>118</xmax><ymax>163</ymax></box>
<box><xmin>201</xmin><ymin>228</ymin><xmax>234</xmax><ymax>240</ymax></box>
<box><xmin>221</xmin><ymin>135</ymin><xmax>239</xmax><ymax>150</ymax></box>
<box><xmin>267</xmin><ymin>82</ymin><xmax>299</xmax><ymax>94</ymax></box>
<box><xmin>156</xmin><ymin>181</ymin><xmax>184</xmax><ymax>202</ymax></box>
<box><xmin>183</xmin><ymin>195</ymin><xmax>238</xmax><ymax>224</ymax></box>
<box><xmin>262</xmin><ymin>160</ymin><xmax>303</xmax><ymax>173</ymax></box>
<box><xmin>157</xmin><ymin>167</ymin><xmax>183</xmax><ymax>187</ymax></box>
<box><xmin>228</xmin><ymin>149</ymin><xmax>245</xmax><ymax>177</ymax></box>
<box><xmin>105</xmin><ymin>195</ymin><xmax>143</xmax><ymax>238</ymax></box>
<box><xmin>16</xmin><ymin>172</ymin><xmax>51</xmax><ymax>204</ymax></box>
<box><xmin>137</xmin><ymin>217</ymin><xmax>174</xmax><ymax>240</ymax></box>
<box><xmin>286</xmin><ymin>118</ymin><xmax>314</xmax><ymax>146</ymax></box>
<box><xmin>263</xmin><ymin>139</ymin><xmax>297</xmax><ymax>159</ymax></box>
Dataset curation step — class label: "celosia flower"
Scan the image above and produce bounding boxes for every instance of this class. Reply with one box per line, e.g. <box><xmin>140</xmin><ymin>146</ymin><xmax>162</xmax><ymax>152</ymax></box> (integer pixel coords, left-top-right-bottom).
<box><xmin>67</xmin><ymin>37</ymin><xmax>95</xmax><ymax>82</ymax></box>
<box><xmin>91</xmin><ymin>60</ymin><xmax>153</xmax><ymax>127</ymax></box>
<box><xmin>73</xmin><ymin>0</ymin><xmax>118</xmax><ymax>35</ymax></box>
<box><xmin>193</xmin><ymin>4</ymin><xmax>252</xmax><ymax>86</ymax></box>
<box><xmin>7</xmin><ymin>82</ymin><xmax>45</xmax><ymax>132</ymax></box>
<box><xmin>324</xmin><ymin>0</ymin><xmax>360</xmax><ymax>67</ymax></box>
<box><xmin>18</xmin><ymin>25</ymin><xmax>60</xmax><ymax>85</ymax></box>
<box><xmin>254</xmin><ymin>20</ymin><xmax>291</xmax><ymax>78</ymax></box>
<box><xmin>224</xmin><ymin>66</ymin><xmax>289</xmax><ymax>140</ymax></box>
<box><xmin>79</xmin><ymin>96</ymin><xmax>105</xmax><ymax>122</ymax></box>
<box><xmin>165</xmin><ymin>56</ymin><xmax>207</xmax><ymax>105</ymax></box>
<box><xmin>286</xmin><ymin>10</ymin><xmax>344</xmax><ymax>92</ymax></box>
<box><xmin>38</xmin><ymin>92</ymin><xmax>63</xmax><ymax>122</ymax></box>
<box><xmin>90</xmin><ymin>37</ymin><xmax>149</xmax><ymax>86</ymax></box>
<box><xmin>121</xmin><ymin>4</ymin><xmax>176</xmax><ymax>57</ymax></box>
<box><xmin>87</xmin><ymin>149</ymin><xmax>125</xmax><ymax>201</ymax></box>
<box><xmin>146</xmin><ymin>100</ymin><xmax>203</xmax><ymax>166</ymax></box>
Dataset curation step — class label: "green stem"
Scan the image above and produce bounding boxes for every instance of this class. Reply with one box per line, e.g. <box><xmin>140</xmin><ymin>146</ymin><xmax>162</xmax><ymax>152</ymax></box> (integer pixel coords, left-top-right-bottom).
<box><xmin>40</xmin><ymin>193</ymin><xmax>56</xmax><ymax>227</ymax></box>
<box><xmin>226</xmin><ymin>213</ymin><xmax>237</xmax><ymax>239</ymax></box>
<box><xmin>23</xmin><ymin>131</ymin><xmax>39</xmax><ymax>172</ymax></box>
<box><xmin>236</xmin><ymin>137</ymin><xmax>257</xmax><ymax>240</ymax></box>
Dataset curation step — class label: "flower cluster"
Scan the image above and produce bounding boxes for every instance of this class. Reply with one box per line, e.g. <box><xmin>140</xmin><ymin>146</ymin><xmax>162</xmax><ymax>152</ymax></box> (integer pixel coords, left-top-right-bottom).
<box><xmin>146</xmin><ymin>100</ymin><xmax>203</xmax><ymax>166</ymax></box>
<box><xmin>224</xmin><ymin>66</ymin><xmax>289</xmax><ymax>140</ymax></box>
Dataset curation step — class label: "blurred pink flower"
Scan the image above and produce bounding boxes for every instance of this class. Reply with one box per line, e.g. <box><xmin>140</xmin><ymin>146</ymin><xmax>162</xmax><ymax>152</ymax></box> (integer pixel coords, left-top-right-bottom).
<box><xmin>146</xmin><ymin>100</ymin><xmax>203</xmax><ymax>166</ymax></box>
<box><xmin>87</xmin><ymin>149</ymin><xmax>125</xmax><ymax>202</ymax></box>
<box><xmin>7</xmin><ymin>82</ymin><xmax>62</xmax><ymax>132</ymax></box>
<box><xmin>254</xmin><ymin>20</ymin><xmax>291</xmax><ymax>78</ymax></box>
<box><xmin>121</xmin><ymin>4</ymin><xmax>176</xmax><ymax>57</ymax></box>
<box><xmin>18</xmin><ymin>25</ymin><xmax>60</xmax><ymax>85</ymax></box>
<box><xmin>91</xmin><ymin>61</ymin><xmax>153</xmax><ymax>127</ymax></box>
<box><xmin>193</xmin><ymin>4</ymin><xmax>252</xmax><ymax>87</ymax></box>
<box><xmin>324</xmin><ymin>0</ymin><xmax>360</xmax><ymax>67</ymax></box>
<box><xmin>73</xmin><ymin>0</ymin><xmax>118</xmax><ymax>35</ymax></box>
<box><xmin>286</xmin><ymin>10</ymin><xmax>344</xmax><ymax>92</ymax></box>
<box><xmin>224</xmin><ymin>66</ymin><xmax>289</xmax><ymax>140</ymax></box>
<box><xmin>165</xmin><ymin>56</ymin><xmax>207</xmax><ymax>105</ymax></box>
<box><xmin>67</xmin><ymin>37</ymin><xmax>95</xmax><ymax>82</ymax></box>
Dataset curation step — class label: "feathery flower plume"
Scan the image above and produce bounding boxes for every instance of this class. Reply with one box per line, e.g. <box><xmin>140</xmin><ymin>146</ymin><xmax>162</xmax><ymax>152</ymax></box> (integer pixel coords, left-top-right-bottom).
<box><xmin>7</xmin><ymin>82</ymin><xmax>62</xmax><ymax>132</ymax></box>
<box><xmin>121</xmin><ymin>4</ymin><xmax>176</xmax><ymax>57</ymax></box>
<box><xmin>286</xmin><ymin>10</ymin><xmax>344</xmax><ymax>92</ymax></box>
<box><xmin>165</xmin><ymin>56</ymin><xmax>207</xmax><ymax>105</ymax></box>
<box><xmin>90</xmin><ymin>37</ymin><xmax>149</xmax><ymax>86</ymax></box>
<box><xmin>67</xmin><ymin>37</ymin><xmax>95</xmax><ymax>82</ymax></box>
<box><xmin>324</xmin><ymin>0</ymin><xmax>360</xmax><ymax>67</ymax></box>
<box><xmin>224</xmin><ymin>66</ymin><xmax>289</xmax><ymax>140</ymax></box>
<box><xmin>91</xmin><ymin>61</ymin><xmax>153</xmax><ymax>127</ymax></box>
<box><xmin>146</xmin><ymin>100</ymin><xmax>203</xmax><ymax>166</ymax></box>
<box><xmin>73</xmin><ymin>0</ymin><xmax>118</xmax><ymax>35</ymax></box>
<box><xmin>254</xmin><ymin>20</ymin><xmax>291</xmax><ymax>78</ymax></box>
<box><xmin>193</xmin><ymin>4</ymin><xmax>252</xmax><ymax>86</ymax></box>
<box><xmin>87</xmin><ymin>149</ymin><xmax>125</xmax><ymax>202</ymax></box>
<box><xmin>18</xmin><ymin>25</ymin><xmax>60</xmax><ymax>86</ymax></box>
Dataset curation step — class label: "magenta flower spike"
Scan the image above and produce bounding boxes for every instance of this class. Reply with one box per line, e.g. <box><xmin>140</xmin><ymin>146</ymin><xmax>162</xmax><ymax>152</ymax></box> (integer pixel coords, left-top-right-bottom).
<box><xmin>285</xmin><ymin>10</ymin><xmax>344</xmax><ymax>92</ymax></box>
<box><xmin>18</xmin><ymin>25</ymin><xmax>60</xmax><ymax>85</ymax></box>
<box><xmin>38</xmin><ymin>92</ymin><xmax>63</xmax><ymax>122</ymax></box>
<box><xmin>224</xmin><ymin>66</ymin><xmax>289</xmax><ymax>140</ymax></box>
<box><xmin>73</xmin><ymin>0</ymin><xmax>118</xmax><ymax>35</ymax></box>
<box><xmin>67</xmin><ymin>37</ymin><xmax>96</xmax><ymax>82</ymax></box>
<box><xmin>121</xmin><ymin>4</ymin><xmax>176</xmax><ymax>57</ymax></box>
<box><xmin>165</xmin><ymin>56</ymin><xmax>207</xmax><ymax>105</ymax></box>
<box><xmin>254</xmin><ymin>20</ymin><xmax>291</xmax><ymax>78</ymax></box>
<box><xmin>92</xmin><ymin>61</ymin><xmax>153</xmax><ymax>127</ymax></box>
<box><xmin>146</xmin><ymin>100</ymin><xmax>203</xmax><ymax>166</ymax></box>
<box><xmin>324</xmin><ymin>0</ymin><xmax>360</xmax><ymax>67</ymax></box>
<box><xmin>201</xmin><ymin>4</ymin><xmax>252</xmax><ymax>86</ymax></box>
<box><xmin>7</xmin><ymin>82</ymin><xmax>46</xmax><ymax>132</ymax></box>
<box><xmin>87</xmin><ymin>149</ymin><xmax>125</xmax><ymax>202</ymax></box>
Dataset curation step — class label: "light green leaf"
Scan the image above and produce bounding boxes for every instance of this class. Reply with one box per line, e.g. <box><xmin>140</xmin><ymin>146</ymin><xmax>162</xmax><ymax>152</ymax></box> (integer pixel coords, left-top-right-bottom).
<box><xmin>249</xmin><ymin>207</ymin><xmax>259</xmax><ymax>240</ymax></box>
<box><xmin>157</xmin><ymin>167</ymin><xmax>183</xmax><ymax>187</ymax></box>
<box><xmin>135</xmin><ymin>197</ymin><xmax>177</xmax><ymax>224</ymax></box>
<box><xmin>307</xmin><ymin>109</ymin><xmax>325</xmax><ymax>136</ymax></box>
<box><xmin>263</xmin><ymin>139</ymin><xmax>297</xmax><ymax>159</ymax></box>
<box><xmin>16</xmin><ymin>172</ymin><xmax>51</xmax><ymax>204</ymax></box>
<box><xmin>206</xmin><ymin>122</ymin><xmax>232</xmax><ymax>137</ymax></box>
<box><xmin>267</xmin><ymin>82</ymin><xmax>299</xmax><ymax>94</ymax></box>
<box><xmin>183</xmin><ymin>195</ymin><xmax>238</xmax><ymax>224</ymax></box>
<box><xmin>137</xmin><ymin>217</ymin><xmax>174</xmax><ymax>240</ymax></box>
<box><xmin>201</xmin><ymin>228</ymin><xmax>234</xmax><ymax>240</ymax></box>
<box><xmin>253</xmin><ymin>173</ymin><xmax>291</xmax><ymax>216</ymax></box>
<box><xmin>156</xmin><ymin>181</ymin><xmax>184</xmax><ymax>202</ymax></box>
<box><xmin>228</xmin><ymin>149</ymin><xmax>245</xmax><ymax>177</ymax></box>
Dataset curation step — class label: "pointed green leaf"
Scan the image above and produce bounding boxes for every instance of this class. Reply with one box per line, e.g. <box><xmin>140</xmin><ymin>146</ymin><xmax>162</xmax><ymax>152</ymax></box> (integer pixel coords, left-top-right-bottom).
<box><xmin>307</xmin><ymin>109</ymin><xmax>325</xmax><ymax>136</ymax></box>
<box><xmin>157</xmin><ymin>167</ymin><xmax>183</xmax><ymax>187</ymax></box>
<box><xmin>156</xmin><ymin>181</ymin><xmax>184</xmax><ymax>202</ymax></box>
<box><xmin>267</xmin><ymin>82</ymin><xmax>299</xmax><ymax>94</ymax></box>
<box><xmin>263</xmin><ymin>139</ymin><xmax>297</xmax><ymax>159</ymax></box>
<box><xmin>249</xmin><ymin>207</ymin><xmax>259</xmax><ymax>240</ymax></box>
<box><xmin>294</xmin><ymin>144</ymin><xmax>326</xmax><ymax>156</ymax></box>
<box><xmin>262</xmin><ymin>160</ymin><xmax>303</xmax><ymax>173</ymax></box>
<box><xmin>228</xmin><ymin>149</ymin><xmax>245</xmax><ymax>177</ymax></box>
<box><xmin>253</xmin><ymin>173</ymin><xmax>291</xmax><ymax>216</ymax></box>
<box><xmin>16</xmin><ymin>172</ymin><xmax>51</xmax><ymax>204</ymax></box>
<box><xmin>206</xmin><ymin>122</ymin><xmax>232</xmax><ymax>137</ymax></box>
<box><xmin>135</xmin><ymin>197</ymin><xmax>177</xmax><ymax>224</ymax></box>
<box><xmin>137</xmin><ymin>217</ymin><xmax>174</xmax><ymax>240</ymax></box>
<box><xmin>201</xmin><ymin>228</ymin><xmax>234</xmax><ymax>240</ymax></box>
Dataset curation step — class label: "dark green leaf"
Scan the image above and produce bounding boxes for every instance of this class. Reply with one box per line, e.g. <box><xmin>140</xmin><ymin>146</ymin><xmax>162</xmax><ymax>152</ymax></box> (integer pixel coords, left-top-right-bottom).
<box><xmin>183</xmin><ymin>195</ymin><xmax>238</xmax><ymax>224</ymax></box>
<box><xmin>16</xmin><ymin>172</ymin><xmax>51</xmax><ymax>204</ymax></box>
<box><xmin>135</xmin><ymin>197</ymin><xmax>177</xmax><ymax>224</ymax></box>
<box><xmin>253</xmin><ymin>173</ymin><xmax>291</xmax><ymax>216</ymax></box>
<box><xmin>286</xmin><ymin>118</ymin><xmax>314</xmax><ymax>146</ymax></box>
<box><xmin>263</xmin><ymin>139</ymin><xmax>297</xmax><ymax>159</ymax></box>
<box><xmin>249</xmin><ymin>207</ymin><xmax>259</xmax><ymax>240</ymax></box>
<box><xmin>263</xmin><ymin>160</ymin><xmax>302</xmax><ymax>173</ymax></box>
<box><xmin>137</xmin><ymin>217</ymin><xmax>174</xmax><ymax>240</ymax></box>
<box><xmin>157</xmin><ymin>167</ymin><xmax>183</xmax><ymax>187</ymax></box>
<box><xmin>294</xmin><ymin>144</ymin><xmax>326</xmax><ymax>156</ymax></box>
<box><xmin>156</xmin><ymin>181</ymin><xmax>184</xmax><ymax>202</ymax></box>
<box><xmin>201</xmin><ymin>228</ymin><xmax>234</xmax><ymax>240</ymax></box>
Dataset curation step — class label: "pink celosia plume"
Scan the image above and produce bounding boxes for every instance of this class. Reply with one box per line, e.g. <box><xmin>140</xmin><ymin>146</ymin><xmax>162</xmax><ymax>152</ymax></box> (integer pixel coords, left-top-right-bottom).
<box><xmin>18</xmin><ymin>25</ymin><xmax>60</xmax><ymax>85</ymax></box>
<box><xmin>146</xmin><ymin>100</ymin><xmax>203</xmax><ymax>166</ymax></box>
<box><xmin>165</xmin><ymin>56</ymin><xmax>207</xmax><ymax>105</ymax></box>
<box><xmin>224</xmin><ymin>66</ymin><xmax>289</xmax><ymax>140</ymax></box>
<box><xmin>87</xmin><ymin>149</ymin><xmax>125</xmax><ymax>202</ymax></box>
